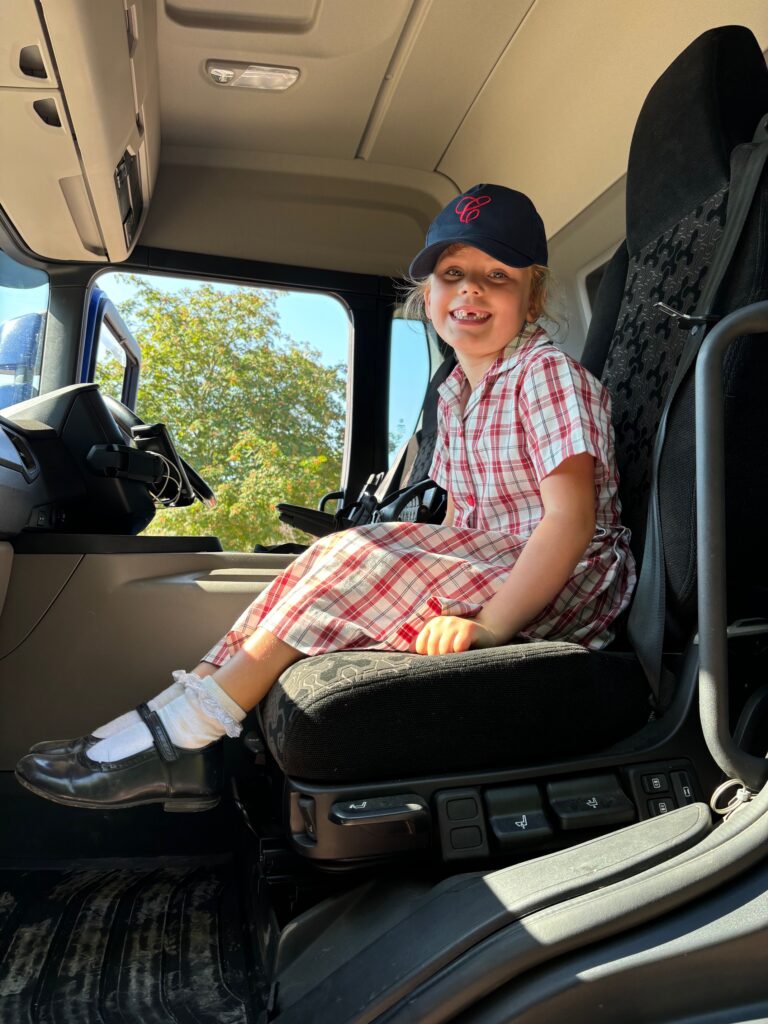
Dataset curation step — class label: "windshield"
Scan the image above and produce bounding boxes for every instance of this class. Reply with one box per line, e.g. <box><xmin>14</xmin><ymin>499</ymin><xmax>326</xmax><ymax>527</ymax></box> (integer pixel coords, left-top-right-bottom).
<box><xmin>0</xmin><ymin>250</ymin><xmax>49</xmax><ymax>411</ymax></box>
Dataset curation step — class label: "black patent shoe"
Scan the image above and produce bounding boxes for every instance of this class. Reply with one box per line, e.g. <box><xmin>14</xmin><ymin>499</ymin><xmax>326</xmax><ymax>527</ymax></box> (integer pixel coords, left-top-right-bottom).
<box><xmin>28</xmin><ymin>735</ymin><xmax>97</xmax><ymax>756</ymax></box>
<box><xmin>15</xmin><ymin>703</ymin><xmax>222</xmax><ymax>812</ymax></box>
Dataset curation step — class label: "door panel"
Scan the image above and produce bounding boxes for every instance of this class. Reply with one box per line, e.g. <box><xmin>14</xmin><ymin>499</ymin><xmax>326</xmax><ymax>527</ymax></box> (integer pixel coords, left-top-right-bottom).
<box><xmin>0</xmin><ymin>549</ymin><xmax>293</xmax><ymax>766</ymax></box>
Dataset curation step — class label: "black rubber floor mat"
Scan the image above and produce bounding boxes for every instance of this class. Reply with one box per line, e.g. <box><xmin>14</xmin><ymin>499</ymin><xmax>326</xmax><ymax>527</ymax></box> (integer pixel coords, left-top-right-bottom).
<box><xmin>0</xmin><ymin>859</ymin><xmax>263</xmax><ymax>1022</ymax></box>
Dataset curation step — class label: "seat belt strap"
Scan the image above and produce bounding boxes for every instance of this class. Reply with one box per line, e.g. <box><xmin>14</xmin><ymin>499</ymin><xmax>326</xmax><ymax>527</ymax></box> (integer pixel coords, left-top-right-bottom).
<box><xmin>628</xmin><ymin>115</ymin><xmax>768</xmax><ymax>706</ymax></box>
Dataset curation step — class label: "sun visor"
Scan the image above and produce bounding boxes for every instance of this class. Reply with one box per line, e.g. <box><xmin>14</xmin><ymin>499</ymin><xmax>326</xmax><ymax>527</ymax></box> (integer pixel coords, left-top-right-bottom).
<box><xmin>0</xmin><ymin>0</ymin><xmax>159</xmax><ymax>262</ymax></box>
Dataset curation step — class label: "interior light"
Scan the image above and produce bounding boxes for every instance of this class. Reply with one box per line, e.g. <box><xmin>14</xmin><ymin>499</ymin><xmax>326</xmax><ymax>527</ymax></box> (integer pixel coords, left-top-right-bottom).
<box><xmin>205</xmin><ymin>60</ymin><xmax>300</xmax><ymax>91</ymax></box>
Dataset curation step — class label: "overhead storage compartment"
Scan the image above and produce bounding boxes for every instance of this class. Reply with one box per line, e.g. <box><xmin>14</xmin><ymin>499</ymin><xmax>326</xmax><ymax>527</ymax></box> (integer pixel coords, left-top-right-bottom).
<box><xmin>0</xmin><ymin>0</ymin><xmax>159</xmax><ymax>263</ymax></box>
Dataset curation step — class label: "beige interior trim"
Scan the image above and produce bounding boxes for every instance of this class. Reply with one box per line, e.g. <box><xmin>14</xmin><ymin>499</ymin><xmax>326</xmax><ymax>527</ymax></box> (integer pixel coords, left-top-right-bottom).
<box><xmin>0</xmin><ymin>4</ymin><xmax>55</xmax><ymax>87</ymax></box>
<box><xmin>164</xmin><ymin>0</ymin><xmax>321</xmax><ymax>35</ymax></box>
<box><xmin>0</xmin><ymin>87</ymin><xmax>104</xmax><ymax>260</ymax></box>
<box><xmin>38</xmin><ymin>0</ymin><xmax>160</xmax><ymax>261</ymax></box>
<box><xmin>439</xmin><ymin>0</ymin><xmax>768</xmax><ymax>238</ymax></box>
<box><xmin>0</xmin><ymin>0</ymin><xmax>160</xmax><ymax>263</ymax></box>
<box><xmin>547</xmin><ymin>175</ymin><xmax>626</xmax><ymax>357</ymax></box>
<box><xmin>0</xmin><ymin>550</ymin><xmax>291</xmax><ymax>766</ymax></box>
<box><xmin>140</xmin><ymin>152</ymin><xmax>458</xmax><ymax>275</ymax></box>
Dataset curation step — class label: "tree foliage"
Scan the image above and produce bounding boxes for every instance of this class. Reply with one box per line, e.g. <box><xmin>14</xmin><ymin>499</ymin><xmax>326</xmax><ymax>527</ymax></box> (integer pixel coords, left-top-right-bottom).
<box><xmin>109</xmin><ymin>277</ymin><xmax>345</xmax><ymax>551</ymax></box>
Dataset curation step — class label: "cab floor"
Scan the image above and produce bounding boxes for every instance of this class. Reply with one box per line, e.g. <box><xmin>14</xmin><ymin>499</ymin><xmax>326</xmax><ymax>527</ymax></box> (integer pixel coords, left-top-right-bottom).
<box><xmin>0</xmin><ymin>856</ymin><xmax>265</xmax><ymax>1022</ymax></box>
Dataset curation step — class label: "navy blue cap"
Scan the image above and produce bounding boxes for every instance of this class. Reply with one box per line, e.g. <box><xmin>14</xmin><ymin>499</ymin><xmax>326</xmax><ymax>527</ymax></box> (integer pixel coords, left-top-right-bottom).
<box><xmin>409</xmin><ymin>184</ymin><xmax>548</xmax><ymax>278</ymax></box>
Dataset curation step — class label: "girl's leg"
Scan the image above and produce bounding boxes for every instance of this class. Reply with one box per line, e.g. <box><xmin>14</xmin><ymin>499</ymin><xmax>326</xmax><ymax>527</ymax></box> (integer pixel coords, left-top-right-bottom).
<box><xmin>201</xmin><ymin>628</ymin><xmax>304</xmax><ymax>711</ymax></box>
<box><xmin>85</xmin><ymin>628</ymin><xmax>303</xmax><ymax>763</ymax></box>
<box><xmin>16</xmin><ymin>628</ymin><xmax>306</xmax><ymax>812</ymax></box>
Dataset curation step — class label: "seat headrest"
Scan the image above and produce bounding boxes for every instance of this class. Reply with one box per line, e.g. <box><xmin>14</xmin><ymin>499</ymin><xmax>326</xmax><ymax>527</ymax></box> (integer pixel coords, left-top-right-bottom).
<box><xmin>627</xmin><ymin>25</ymin><xmax>768</xmax><ymax>252</ymax></box>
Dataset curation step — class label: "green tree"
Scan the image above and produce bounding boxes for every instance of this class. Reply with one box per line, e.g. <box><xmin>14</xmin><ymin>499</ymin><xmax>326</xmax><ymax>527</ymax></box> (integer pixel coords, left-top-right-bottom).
<box><xmin>111</xmin><ymin>276</ymin><xmax>345</xmax><ymax>550</ymax></box>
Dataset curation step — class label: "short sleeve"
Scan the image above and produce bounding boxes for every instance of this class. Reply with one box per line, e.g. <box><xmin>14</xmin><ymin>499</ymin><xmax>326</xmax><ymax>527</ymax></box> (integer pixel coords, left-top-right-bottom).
<box><xmin>518</xmin><ymin>350</ymin><xmax>613</xmax><ymax>483</ymax></box>
<box><xmin>428</xmin><ymin>396</ymin><xmax>451</xmax><ymax>490</ymax></box>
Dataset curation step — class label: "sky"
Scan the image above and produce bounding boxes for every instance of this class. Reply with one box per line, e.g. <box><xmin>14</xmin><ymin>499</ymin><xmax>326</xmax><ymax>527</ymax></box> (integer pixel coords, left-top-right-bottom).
<box><xmin>96</xmin><ymin>270</ymin><xmax>429</xmax><ymax>454</ymax></box>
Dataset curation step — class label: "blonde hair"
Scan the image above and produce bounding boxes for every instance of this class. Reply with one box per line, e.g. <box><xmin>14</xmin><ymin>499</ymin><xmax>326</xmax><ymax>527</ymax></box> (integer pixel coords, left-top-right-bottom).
<box><xmin>400</xmin><ymin>249</ymin><xmax>554</xmax><ymax>327</ymax></box>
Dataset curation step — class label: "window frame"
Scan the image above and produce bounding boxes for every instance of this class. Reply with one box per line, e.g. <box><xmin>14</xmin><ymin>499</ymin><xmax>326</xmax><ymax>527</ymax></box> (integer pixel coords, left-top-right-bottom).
<box><xmin>575</xmin><ymin>241</ymin><xmax>623</xmax><ymax>327</ymax></box>
<box><xmin>80</xmin><ymin>286</ymin><xmax>141</xmax><ymax>407</ymax></box>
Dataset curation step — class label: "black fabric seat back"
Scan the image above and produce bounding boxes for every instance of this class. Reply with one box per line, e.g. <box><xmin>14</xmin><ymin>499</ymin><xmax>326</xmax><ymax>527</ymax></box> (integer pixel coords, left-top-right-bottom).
<box><xmin>581</xmin><ymin>25</ymin><xmax>768</xmax><ymax>647</ymax></box>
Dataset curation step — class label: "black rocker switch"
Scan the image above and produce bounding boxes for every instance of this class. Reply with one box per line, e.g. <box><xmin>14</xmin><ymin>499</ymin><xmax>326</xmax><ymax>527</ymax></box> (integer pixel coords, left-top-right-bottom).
<box><xmin>484</xmin><ymin>784</ymin><xmax>553</xmax><ymax>848</ymax></box>
<box><xmin>547</xmin><ymin>775</ymin><xmax>636</xmax><ymax>830</ymax></box>
<box><xmin>671</xmin><ymin>770</ymin><xmax>695</xmax><ymax>806</ymax></box>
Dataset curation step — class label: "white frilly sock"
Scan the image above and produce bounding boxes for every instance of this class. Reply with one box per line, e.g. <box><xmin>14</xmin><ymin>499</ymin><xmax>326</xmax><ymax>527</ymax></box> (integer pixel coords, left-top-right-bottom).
<box><xmin>91</xmin><ymin>674</ymin><xmax>185</xmax><ymax>738</ymax></box>
<box><xmin>86</xmin><ymin>671</ymin><xmax>246</xmax><ymax>763</ymax></box>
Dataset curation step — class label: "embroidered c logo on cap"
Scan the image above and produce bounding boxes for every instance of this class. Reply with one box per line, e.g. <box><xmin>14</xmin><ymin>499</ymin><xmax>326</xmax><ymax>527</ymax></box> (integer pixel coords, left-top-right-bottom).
<box><xmin>455</xmin><ymin>194</ymin><xmax>492</xmax><ymax>224</ymax></box>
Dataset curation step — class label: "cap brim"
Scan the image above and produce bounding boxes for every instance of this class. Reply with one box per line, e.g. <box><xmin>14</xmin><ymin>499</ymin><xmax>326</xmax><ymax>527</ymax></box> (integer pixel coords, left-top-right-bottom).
<box><xmin>408</xmin><ymin>234</ymin><xmax>541</xmax><ymax>279</ymax></box>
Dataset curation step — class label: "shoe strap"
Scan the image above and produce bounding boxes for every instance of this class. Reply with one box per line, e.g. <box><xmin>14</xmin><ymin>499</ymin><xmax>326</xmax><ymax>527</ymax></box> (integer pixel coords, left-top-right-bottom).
<box><xmin>137</xmin><ymin>702</ymin><xmax>179</xmax><ymax>763</ymax></box>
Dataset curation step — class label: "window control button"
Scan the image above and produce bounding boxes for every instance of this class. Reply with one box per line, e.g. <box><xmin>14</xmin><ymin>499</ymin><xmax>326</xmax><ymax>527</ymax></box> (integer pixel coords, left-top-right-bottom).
<box><xmin>671</xmin><ymin>770</ymin><xmax>695</xmax><ymax>805</ymax></box>
<box><xmin>546</xmin><ymin>775</ymin><xmax>635</xmax><ymax>830</ymax></box>
<box><xmin>648</xmin><ymin>796</ymin><xmax>677</xmax><ymax>816</ymax></box>
<box><xmin>641</xmin><ymin>773</ymin><xmax>669</xmax><ymax>794</ymax></box>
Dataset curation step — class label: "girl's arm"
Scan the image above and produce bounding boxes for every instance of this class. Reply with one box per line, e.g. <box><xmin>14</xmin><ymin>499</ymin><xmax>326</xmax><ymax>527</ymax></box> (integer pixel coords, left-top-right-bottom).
<box><xmin>415</xmin><ymin>453</ymin><xmax>596</xmax><ymax>655</ymax></box>
<box><xmin>442</xmin><ymin>491</ymin><xmax>455</xmax><ymax>528</ymax></box>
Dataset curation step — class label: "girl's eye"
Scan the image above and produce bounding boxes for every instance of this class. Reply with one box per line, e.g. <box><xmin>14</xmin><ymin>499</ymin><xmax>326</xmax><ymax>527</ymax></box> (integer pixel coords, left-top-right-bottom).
<box><xmin>442</xmin><ymin>267</ymin><xmax>463</xmax><ymax>278</ymax></box>
<box><xmin>489</xmin><ymin>270</ymin><xmax>509</xmax><ymax>280</ymax></box>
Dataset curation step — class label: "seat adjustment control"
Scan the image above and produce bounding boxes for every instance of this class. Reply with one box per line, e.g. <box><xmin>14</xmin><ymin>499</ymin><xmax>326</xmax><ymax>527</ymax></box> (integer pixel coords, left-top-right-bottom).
<box><xmin>546</xmin><ymin>775</ymin><xmax>635</xmax><ymax>830</ymax></box>
<box><xmin>329</xmin><ymin>794</ymin><xmax>430</xmax><ymax>834</ymax></box>
<box><xmin>484</xmin><ymin>784</ymin><xmax>553</xmax><ymax>848</ymax></box>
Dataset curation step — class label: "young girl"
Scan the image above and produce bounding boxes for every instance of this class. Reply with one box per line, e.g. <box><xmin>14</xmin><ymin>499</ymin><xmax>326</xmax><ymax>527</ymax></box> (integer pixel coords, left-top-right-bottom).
<box><xmin>17</xmin><ymin>184</ymin><xmax>635</xmax><ymax>811</ymax></box>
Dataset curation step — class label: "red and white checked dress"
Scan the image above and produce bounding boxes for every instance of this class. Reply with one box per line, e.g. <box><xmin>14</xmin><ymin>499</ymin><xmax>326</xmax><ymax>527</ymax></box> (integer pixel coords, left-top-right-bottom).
<box><xmin>203</xmin><ymin>324</ymin><xmax>635</xmax><ymax>665</ymax></box>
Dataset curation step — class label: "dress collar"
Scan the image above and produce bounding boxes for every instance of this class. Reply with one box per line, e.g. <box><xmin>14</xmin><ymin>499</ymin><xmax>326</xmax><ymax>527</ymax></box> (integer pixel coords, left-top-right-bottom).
<box><xmin>438</xmin><ymin>322</ymin><xmax>550</xmax><ymax>416</ymax></box>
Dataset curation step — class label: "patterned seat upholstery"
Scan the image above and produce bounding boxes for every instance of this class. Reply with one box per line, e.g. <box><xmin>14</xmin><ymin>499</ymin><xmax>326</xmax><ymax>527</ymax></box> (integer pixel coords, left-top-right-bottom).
<box><xmin>262</xmin><ymin>26</ymin><xmax>768</xmax><ymax>783</ymax></box>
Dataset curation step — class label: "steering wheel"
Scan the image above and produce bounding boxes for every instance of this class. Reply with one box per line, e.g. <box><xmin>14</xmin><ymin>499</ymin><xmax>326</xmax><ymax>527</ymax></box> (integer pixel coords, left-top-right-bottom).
<box><xmin>103</xmin><ymin>395</ymin><xmax>216</xmax><ymax>508</ymax></box>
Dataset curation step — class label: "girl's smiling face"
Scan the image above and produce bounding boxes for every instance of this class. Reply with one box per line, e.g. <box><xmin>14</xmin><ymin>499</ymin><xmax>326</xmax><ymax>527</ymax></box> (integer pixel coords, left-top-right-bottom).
<box><xmin>424</xmin><ymin>245</ymin><xmax>534</xmax><ymax>384</ymax></box>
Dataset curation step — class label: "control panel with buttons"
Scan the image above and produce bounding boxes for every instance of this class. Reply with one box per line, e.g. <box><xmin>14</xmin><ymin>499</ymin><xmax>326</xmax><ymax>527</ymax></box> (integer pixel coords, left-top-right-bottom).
<box><xmin>624</xmin><ymin>762</ymin><xmax>698</xmax><ymax>820</ymax></box>
<box><xmin>288</xmin><ymin>760</ymin><xmax>701</xmax><ymax>863</ymax></box>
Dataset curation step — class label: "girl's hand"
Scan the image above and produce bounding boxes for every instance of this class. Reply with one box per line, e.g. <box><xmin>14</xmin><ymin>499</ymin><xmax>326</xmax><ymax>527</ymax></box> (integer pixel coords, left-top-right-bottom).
<box><xmin>414</xmin><ymin>616</ymin><xmax>498</xmax><ymax>656</ymax></box>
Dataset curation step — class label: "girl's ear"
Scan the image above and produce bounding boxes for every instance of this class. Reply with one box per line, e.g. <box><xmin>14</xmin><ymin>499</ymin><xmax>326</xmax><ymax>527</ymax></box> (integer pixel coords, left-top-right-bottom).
<box><xmin>424</xmin><ymin>283</ymin><xmax>432</xmax><ymax>320</ymax></box>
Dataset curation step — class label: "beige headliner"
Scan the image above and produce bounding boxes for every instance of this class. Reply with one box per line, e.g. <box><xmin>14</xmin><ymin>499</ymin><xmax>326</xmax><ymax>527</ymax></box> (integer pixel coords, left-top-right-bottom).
<box><xmin>2</xmin><ymin>0</ymin><xmax>768</xmax><ymax>277</ymax></box>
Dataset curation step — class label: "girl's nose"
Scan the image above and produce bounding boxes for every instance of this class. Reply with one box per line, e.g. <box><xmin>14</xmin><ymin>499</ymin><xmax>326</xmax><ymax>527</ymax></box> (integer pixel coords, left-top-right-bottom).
<box><xmin>460</xmin><ymin>274</ymin><xmax>483</xmax><ymax>294</ymax></box>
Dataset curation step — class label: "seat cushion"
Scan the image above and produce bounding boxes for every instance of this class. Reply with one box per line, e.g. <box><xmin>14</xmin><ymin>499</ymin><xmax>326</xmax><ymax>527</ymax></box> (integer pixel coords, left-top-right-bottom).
<box><xmin>261</xmin><ymin>642</ymin><xmax>650</xmax><ymax>781</ymax></box>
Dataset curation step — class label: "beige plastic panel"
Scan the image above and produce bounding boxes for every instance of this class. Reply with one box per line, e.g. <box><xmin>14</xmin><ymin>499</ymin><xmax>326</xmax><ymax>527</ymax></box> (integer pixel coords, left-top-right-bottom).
<box><xmin>0</xmin><ymin>88</ymin><xmax>105</xmax><ymax>259</ymax></box>
<box><xmin>165</xmin><ymin>0</ymin><xmax>320</xmax><ymax>33</ymax></box>
<box><xmin>38</xmin><ymin>0</ymin><xmax>160</xmax><ymax>260</ymax></box>
<box><xmin>140</xmin><ymin>150</ymin><xmax>457</xmax><ymax>275</ymax></box>
<box><xmin>157</xmin><ymin>0</ymin><xmax>411</xmax><ymax>158</ymax></box>
<box><xmin>364</xmin><ymin>0</ymin><xmax>531</xmax><ymax>170</ymax></box>
<box><xmin>0</xmin><ymin>2</ymin><xmax>56</xmax><ymax>87</ymax></box>
<box><xmin>439</xmin><ymin>0</ymin><xmax>768</xmax><ymax>238</ymax></box>
<box><xmin>127</xmin><ymin>0</ymin><xmax>161</xmax><ymax>212</ymax></box>
<box><xmin>546</xmin><ymin>176</ymin><xmax>626</xmax><ymax>359</ymax></box>
<box><xmin>0</xmin><ymin>550</ymin><xmax>292</xmax><ymax>767</ymax></box>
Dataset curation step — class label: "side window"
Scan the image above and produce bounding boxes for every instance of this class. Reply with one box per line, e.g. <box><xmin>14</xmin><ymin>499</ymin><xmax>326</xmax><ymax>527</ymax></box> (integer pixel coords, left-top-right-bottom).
<box><xmin>577</xmin><ymin>247</ymin><xmax>619</xmax><ymax>326</ymax></box>
<box><xmin>94</xmin><ymin>271</ymin><xmax>349</xmax><ymax>552</ymax></box>
<box><xmin>388</xmin><ymin>316</ymin><xmax>430</xmax><ymax>464</ymax></box>
<box><xmin>93</xmin><ymin>318</ymin><xmax>127</xmax><ymax>402</ymax></box>
<box><xmin>0</xmin><ymin>250</ymin><xmax>49</xmax><ymax>410</ymax></box>
<box><xmin>88</xmin><ymin>291</ymin><xmax>140</xmax><ymax>406</ymax></box>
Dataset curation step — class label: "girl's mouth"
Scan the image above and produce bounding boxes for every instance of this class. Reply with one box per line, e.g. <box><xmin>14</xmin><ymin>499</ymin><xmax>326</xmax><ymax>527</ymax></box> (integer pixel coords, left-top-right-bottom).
<box><xmin>450</xmin><ymin>309</ymin><xmax>491</xmax><ymax>323</ymax></box>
